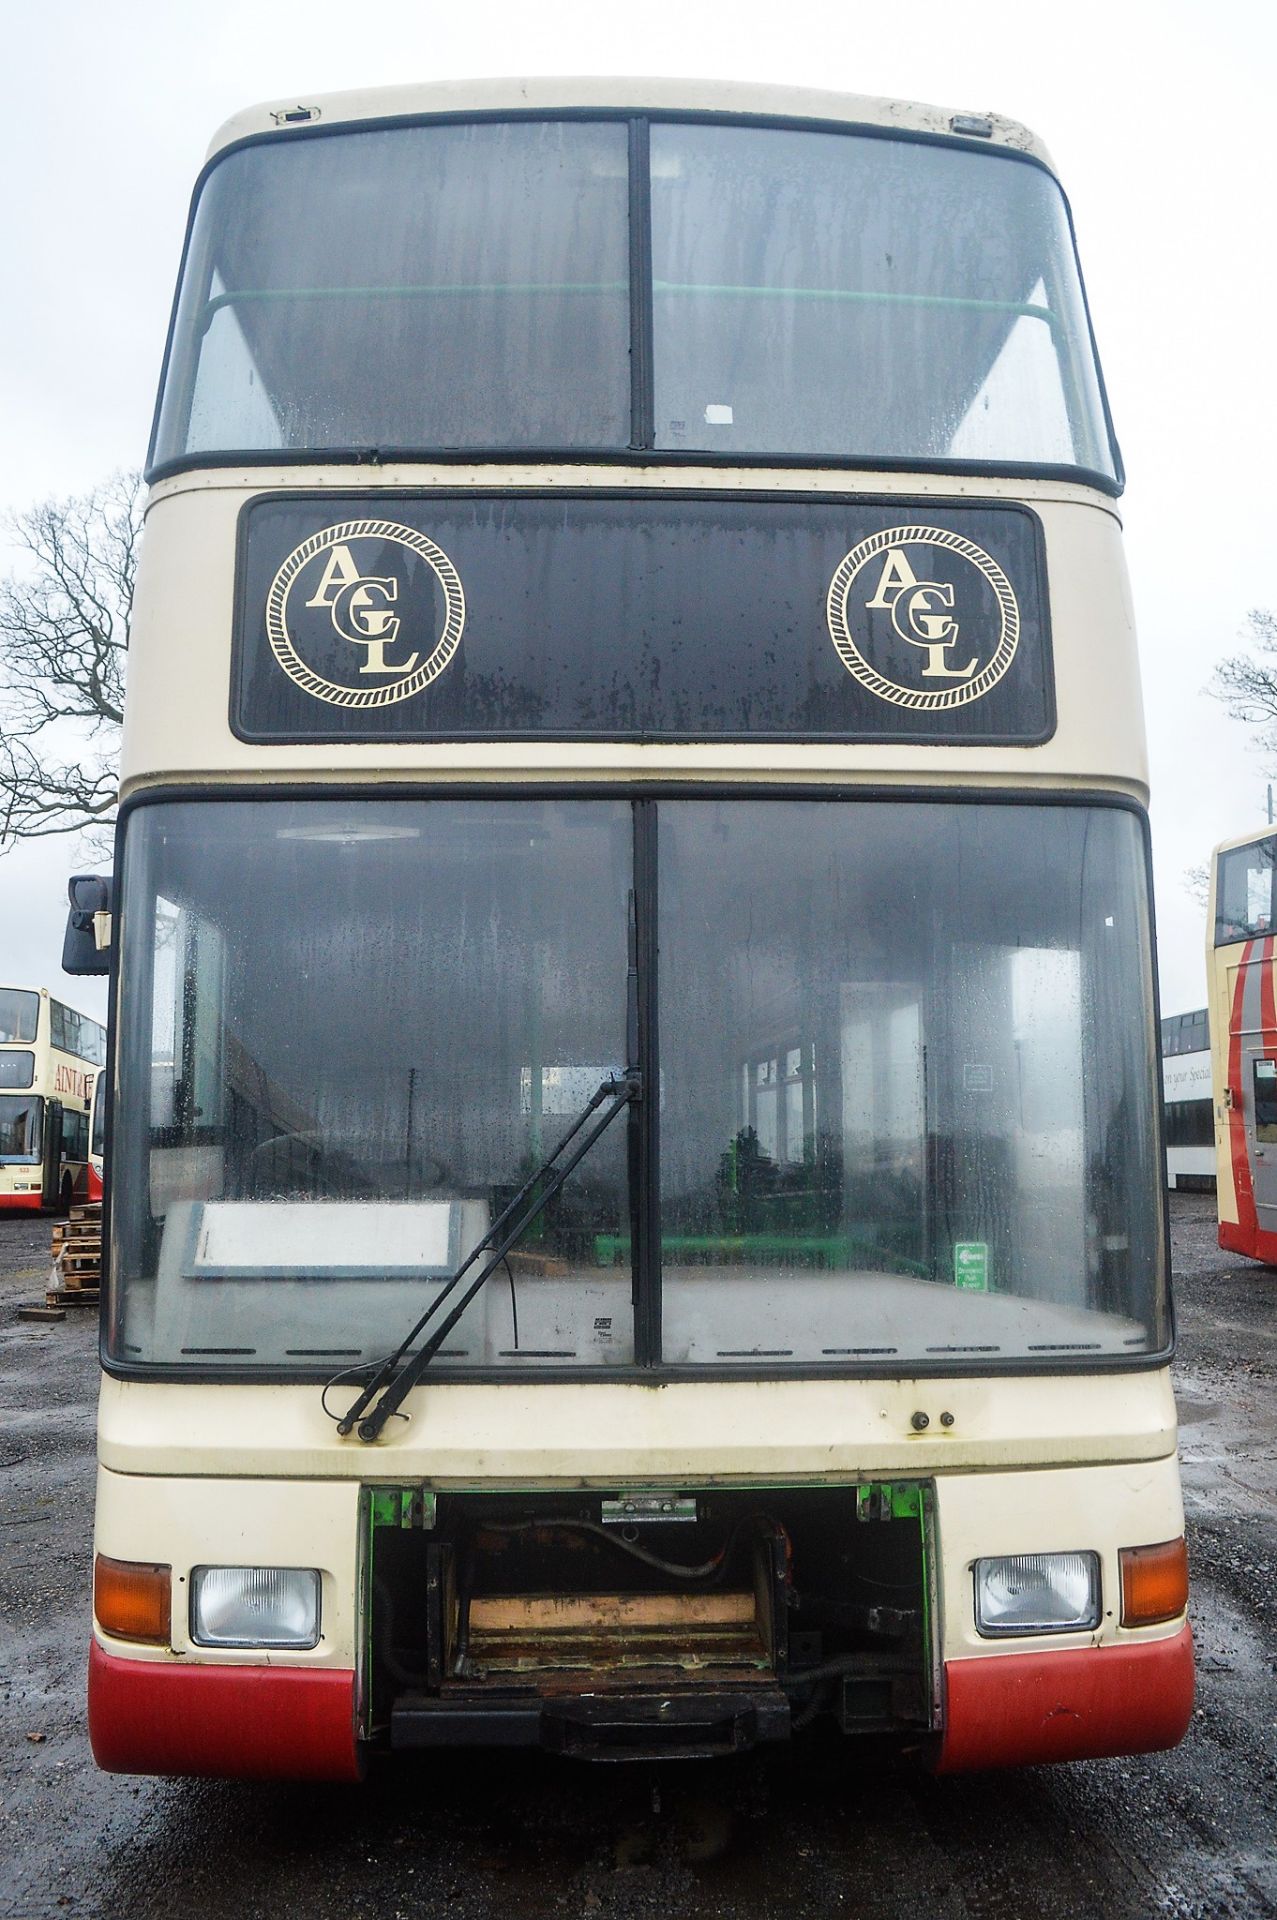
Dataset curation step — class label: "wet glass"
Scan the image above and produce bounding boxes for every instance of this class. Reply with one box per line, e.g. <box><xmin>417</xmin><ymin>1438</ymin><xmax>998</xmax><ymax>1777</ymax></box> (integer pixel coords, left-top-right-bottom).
<box><xmin>110</xmin><ymin>797</ymin><xmax>1166</xmax><ymax>1376</ymax></box>
<box><xmin>649</xmin><ymin>123</ymin><xmax>1114</xmax><ymax>472</ymax></box>
<box><xmin>112</xmin><ymin>799</ymin><xmax>634</xmax><ymax>1371</ymax></box>
<box><xmin>0</xmin><ymin>990</ymin><xmax>38</xmax><ymax>1044</ymax></box>
<box><xmin>153</xmin><ymin>121</ymin><xmax>631</xmax><ymax>464</ymax></box>
<box><xmin>657</xmin><ymin>801</ymin><xmax>1164</xmax><ymax>1365</ymax></box>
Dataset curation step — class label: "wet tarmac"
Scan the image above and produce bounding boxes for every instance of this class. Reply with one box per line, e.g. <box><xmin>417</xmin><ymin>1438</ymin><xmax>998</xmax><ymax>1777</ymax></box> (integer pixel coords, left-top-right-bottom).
<box><xmin>1</xmin><ymin>1193</ymin><xmax>1274</xmax><ymax>1920</ymax></box>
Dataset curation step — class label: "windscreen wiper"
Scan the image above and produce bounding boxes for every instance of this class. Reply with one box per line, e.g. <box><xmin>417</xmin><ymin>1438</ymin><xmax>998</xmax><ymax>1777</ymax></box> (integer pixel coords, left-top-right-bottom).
<box><xmin>336</xmin><ymin>1067</ymin><xmax>640</xmax><ymax>1444</ymax></box>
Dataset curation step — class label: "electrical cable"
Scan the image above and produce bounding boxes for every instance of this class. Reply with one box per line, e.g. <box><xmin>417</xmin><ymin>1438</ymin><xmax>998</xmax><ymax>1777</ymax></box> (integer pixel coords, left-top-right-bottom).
<box><xmin>475</xmin><ymin>1513</ymin><xmax>762</xmax><ymax>1583</ymax></box>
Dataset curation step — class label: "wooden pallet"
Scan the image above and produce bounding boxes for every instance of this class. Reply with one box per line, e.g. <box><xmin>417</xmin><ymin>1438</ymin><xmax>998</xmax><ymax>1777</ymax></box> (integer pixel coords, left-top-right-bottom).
<box><xmin>49</xmin><ymin>1202</ymin><xmax>101</xmax><ymax>1302</ymax></box>
<box><xmin>44</xmin><ymin>1287</ymin><xmax>98</xmax><ymax>1311</ymax></box>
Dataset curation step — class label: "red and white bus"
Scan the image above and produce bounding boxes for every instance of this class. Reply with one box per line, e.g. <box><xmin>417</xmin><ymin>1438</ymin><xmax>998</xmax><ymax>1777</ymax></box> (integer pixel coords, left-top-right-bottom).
<box><xmin>1208</xmin><ymin>830</ymin><xmax>1277</xmax><ymax>1258</ymax></box>
<box><xmin>0</xmin><ymin>987</ymin><xmax>106</xmax><ymax>1212</ymax></box>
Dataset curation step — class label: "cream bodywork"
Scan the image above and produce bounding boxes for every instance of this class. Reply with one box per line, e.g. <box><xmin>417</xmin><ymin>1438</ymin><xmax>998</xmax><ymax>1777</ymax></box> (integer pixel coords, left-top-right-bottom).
<box><xmin>110</xmin><ymin>464</ymin><xmax>1162</xmax><ymax>1675</ymax></box>
<box><xmin>93</xmin><ymin>79</ymin><xmax>1183</xmax><ymax>1744</ymax></box>
<box><xmin>205</xmin><ymin>78</ymin><xmax>1053</xmax><ymax>172</ymax></box>
<box><xmin>110</xmin><ymin>259</ymin><xmax>1164</xmax><ymax>1711</ymax></box>
<box><xmin>121</xmin><ymin>468</ymin><xmax>1143</xmax><ymax>800</ymax></box>
<box><xmin>93</xmin><ymin>1371</ymin><xmax>1183</xmax><ymax>1671</ymax></box>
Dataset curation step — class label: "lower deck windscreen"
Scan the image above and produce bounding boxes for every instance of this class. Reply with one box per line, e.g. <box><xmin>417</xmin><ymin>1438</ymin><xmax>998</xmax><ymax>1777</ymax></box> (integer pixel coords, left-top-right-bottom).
<box><xmin>109</xmin><ymin>796</ymin><xmax>1166</xmax><ymax>1371</ymax></box>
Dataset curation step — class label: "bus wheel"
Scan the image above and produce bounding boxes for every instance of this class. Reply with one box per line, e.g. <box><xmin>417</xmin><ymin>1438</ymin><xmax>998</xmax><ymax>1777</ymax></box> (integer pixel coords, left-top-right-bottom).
<box><xmin>58</xmin><ymin>1175</ymin><xmax>73</xmax><ymax>1216</ymax></box>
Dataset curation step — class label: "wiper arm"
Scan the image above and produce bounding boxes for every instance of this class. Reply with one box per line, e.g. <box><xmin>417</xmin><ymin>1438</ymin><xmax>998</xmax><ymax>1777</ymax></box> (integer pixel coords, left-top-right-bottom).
<box><xmin>336</xmin><ymin>1069</ymin><xmax>640</xmax><ymax>1444</ymax></box>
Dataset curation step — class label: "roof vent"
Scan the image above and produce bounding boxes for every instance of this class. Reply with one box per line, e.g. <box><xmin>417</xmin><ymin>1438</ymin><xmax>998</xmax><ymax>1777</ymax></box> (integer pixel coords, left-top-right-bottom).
<box><xmin>949</xmin><ymin>113</ymin><xmax>994</xmax><ymax>139</ymax></box>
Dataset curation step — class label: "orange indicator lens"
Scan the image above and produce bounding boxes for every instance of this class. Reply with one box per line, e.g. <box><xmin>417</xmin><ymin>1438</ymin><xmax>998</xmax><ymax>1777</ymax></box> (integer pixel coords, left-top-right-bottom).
<box><xmin>94</xmin><ymin>1553</ymin><xmax>172</xmax><ymax>1645</ymax></box>
<box><xmin>1119</xmin><ymin>1537</ymin><xmax>1189</xmax><ymax>1627</ymax></box>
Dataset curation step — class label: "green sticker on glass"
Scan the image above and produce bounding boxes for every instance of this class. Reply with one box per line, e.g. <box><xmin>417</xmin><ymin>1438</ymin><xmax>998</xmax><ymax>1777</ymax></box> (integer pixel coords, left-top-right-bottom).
<box><xmin>953</xmin><ymin>1242</ymin><xmax>989</xmax><ymax>1291</ymax></box>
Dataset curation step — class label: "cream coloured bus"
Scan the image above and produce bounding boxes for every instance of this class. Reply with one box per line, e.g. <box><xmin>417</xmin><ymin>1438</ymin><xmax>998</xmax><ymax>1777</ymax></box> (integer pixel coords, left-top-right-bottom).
<box><xmin>0</xmin><ymin>987</ymin><xmax>104</xmax><ymax>1212</ymax></box>
<box><xmin>79</xmin><ymin>79</ymin><xmax>1190</xmax><ymax>1780</ymax></box>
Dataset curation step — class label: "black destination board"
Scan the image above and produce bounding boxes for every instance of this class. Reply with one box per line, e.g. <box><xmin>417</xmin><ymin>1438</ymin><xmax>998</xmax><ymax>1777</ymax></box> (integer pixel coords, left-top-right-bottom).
<box><xmin>232</xmin><ymin>493</ymin><xmax>1053</xmax><ymax>744</ymax></box>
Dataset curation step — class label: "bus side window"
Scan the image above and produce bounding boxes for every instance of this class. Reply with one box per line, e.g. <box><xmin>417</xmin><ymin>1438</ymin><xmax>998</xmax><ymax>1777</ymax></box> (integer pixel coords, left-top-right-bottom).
<box><xmin>1253</xmin><ymin>1060</ymin><xmax>1277</xmax><ymax>1143</ymax></box>
<box><xmin>1216</xmin><ymin>841</ymin><xmax>1276</xmax><ymax>945</ymax></box>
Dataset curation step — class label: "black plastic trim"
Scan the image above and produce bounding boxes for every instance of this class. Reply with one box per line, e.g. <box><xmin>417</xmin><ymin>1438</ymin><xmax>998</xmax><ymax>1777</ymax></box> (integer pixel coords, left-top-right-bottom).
<box><xmin>627</xmin><ymin>118</ymin><xmax>654</xmax><ymax>453</ymax></box>
<box><xmin>226</xmin><ymin>485</ymin><xmax>1059</xmax><ymax>749</ymax></box>
<box><xmin>148</xmin><ymin>446</ymin><xmax>1123</xmax><ymax>499</ymax></box>
<box><xmin>101</xmin><ymin>781</ymin><xmax>1172</xmax><ymax>1387</ymax></box>
<box><xmin>633</xmin><ymin>800</ymin><xmax>660</xmax><ymax>1363</ymax></box>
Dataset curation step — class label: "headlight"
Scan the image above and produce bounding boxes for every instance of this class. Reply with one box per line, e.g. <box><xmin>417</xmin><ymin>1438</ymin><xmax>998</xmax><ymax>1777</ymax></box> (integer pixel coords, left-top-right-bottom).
<box><xmin>189</xmin><ymin>1566</ymin><xmax>321</xmax><ymax>1648</ymax></box>
<box><xmin>973</xmin><ymin>1551</ymin><xmax>1101</xmax><ymax>1637</ymax></box>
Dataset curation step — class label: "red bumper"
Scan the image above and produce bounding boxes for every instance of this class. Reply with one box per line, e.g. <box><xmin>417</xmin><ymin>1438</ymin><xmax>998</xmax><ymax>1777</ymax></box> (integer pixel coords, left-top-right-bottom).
<box><xmin>0</xmin><ymin>1192</ymin><xmax>44</xmax><ymax>1211</ymax></box>
<box><xmin>936</xmin><ymin>1623</ymin><xmax>1194</xmax><ymax>1772</ymax></box>
<box><xmin>1219</xmin><ymin>1217</ymin><xmax>1277</xmax><ymax>1263</ymax></box>
<box><xmin>88</xmin><ymin>1641</ymin><xmax>362</xmax><ymax>1781</ymax></box>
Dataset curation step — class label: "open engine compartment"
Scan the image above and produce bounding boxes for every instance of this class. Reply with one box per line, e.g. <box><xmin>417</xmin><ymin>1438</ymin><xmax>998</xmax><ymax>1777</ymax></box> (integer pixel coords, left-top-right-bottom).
<box><xmin>363</xmin><ymin>1483</ymin><xmax>936</xmax><ymax>1760</ymax></box>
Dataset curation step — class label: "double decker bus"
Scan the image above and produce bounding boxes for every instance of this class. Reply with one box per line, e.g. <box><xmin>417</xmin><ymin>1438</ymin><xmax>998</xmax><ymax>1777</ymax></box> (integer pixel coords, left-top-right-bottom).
<box><xmin>1207</xmin><ymin>829</ymin><xmax>1277</xmax><ymax>1258</ymax></box>
<box><xmin>1161</xmin><ymin>1009</ymin><xmax>1214</xmax><ymax>1191</ymax></box>
<box><xmin>0</xmin><ymin>987</ymin><xmax>105</xmax><ymax>1212</ymax></box>
<box><xmin>81</xmin><ymin>80</ymin><xmax>1191</xmax><ymax>1781</ymax></box>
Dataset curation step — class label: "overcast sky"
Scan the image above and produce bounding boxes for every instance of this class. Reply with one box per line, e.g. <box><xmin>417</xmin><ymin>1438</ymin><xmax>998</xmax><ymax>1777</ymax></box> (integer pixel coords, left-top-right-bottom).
<box><xmin>1</xmin><ymin>0</ymin><xmax>1273</xmax><ymax>1027</ymax></box>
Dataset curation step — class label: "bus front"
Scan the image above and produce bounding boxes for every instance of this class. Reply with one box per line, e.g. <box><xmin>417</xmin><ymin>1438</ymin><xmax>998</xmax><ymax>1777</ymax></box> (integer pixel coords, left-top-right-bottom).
<box><xmin>0</xmin><ymin>987</ymin><xmax>47</xmax><ymax>1209</ymax></box>
<box><xmin>1</xmin><ymin>987</ymin><xmax>103</xmax><ymax>1211</ymax></box>
<box><xmin>89</xmin><ymin>81</ymin><xmax>1191</xmax><ymax>1779</ymax></box>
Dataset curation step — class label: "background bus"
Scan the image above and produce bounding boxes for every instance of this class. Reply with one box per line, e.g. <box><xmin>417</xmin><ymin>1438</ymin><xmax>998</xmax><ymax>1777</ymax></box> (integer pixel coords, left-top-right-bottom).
<box><xmin>82</xmin><ymin>79</ymin><xmax>1190</xmax><ymax>1783</ymax></box>
<box><xmin>87</xmin><ymin>1066</ymin><xmax>105</xmax><ymax>1203</ymax></box>
<box><xmin>1161</xmin><ymin>1009</ymin><xmax>1214</xmax><ymax>1191</ymax></box>
<box><xmin>0</xmin><ymin>986</ymin><xmax>106</xmax><ymax>1212</ymax></box>
<box><xmin>1208</xmin><ymin>830</ymin><xmax>1277</xmax><ymax>1259</ymax></box>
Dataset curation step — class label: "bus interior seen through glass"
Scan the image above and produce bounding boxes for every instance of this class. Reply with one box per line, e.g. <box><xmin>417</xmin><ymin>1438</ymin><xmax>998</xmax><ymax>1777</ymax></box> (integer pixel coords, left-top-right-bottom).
<box><xmin>111</xmin><ymin>799</ymin><xmax>1165</xmax><ymax>1372</ymax></box>
<box><xmin>647</xmin><ymin>123</ymin><xmax>1108</xmax><ymax>467</ymax></box>
<box><xmin>154</xmin><ymin>118</ymin><xmax>1112</xmax><ymax>476</ymax></box>
<box><xmin>165</xmin><ymin>120</ymin><xmax>631</xmax><ymax>458</ymax></box>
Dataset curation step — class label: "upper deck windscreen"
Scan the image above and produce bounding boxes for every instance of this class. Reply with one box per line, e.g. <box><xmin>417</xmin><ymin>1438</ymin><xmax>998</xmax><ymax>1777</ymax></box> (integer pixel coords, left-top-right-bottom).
<box><xmin>0</xmin><ymin>990</ymin><xmax>39</xmax><ymax>1046</ymax></box>
<box><xmin>152</xmin><ymin>115</ymin><xmax>1116</xmax><ymax>481</ymax></box>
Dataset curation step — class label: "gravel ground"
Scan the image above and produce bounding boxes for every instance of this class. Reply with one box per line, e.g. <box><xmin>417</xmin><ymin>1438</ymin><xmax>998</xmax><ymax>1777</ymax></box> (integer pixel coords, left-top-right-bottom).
<box><xmin>1</xmin><ymin>1192</ymin><xmax>1274</xmax><ymax>1920</ymax></box>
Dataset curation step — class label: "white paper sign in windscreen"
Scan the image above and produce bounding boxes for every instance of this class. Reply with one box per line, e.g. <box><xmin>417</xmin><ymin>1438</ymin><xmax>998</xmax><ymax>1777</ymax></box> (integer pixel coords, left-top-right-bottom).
<box><xmin>186</xmin><ymin>1201</ymin><xmax>458</xmax><ymax>1278</ymax></box>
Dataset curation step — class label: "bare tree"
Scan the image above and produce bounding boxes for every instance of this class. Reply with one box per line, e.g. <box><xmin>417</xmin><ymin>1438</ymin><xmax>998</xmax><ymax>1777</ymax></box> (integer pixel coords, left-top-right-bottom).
<box><xmin>1212</xmin><ymin>608</ymin><xmax>1277</xmax><ymax>750</ymax></box>
<box><xmin>1187</xmin><ymin>607</ymin><xmax>1277</xmax><ymax>908</ymax></box>
<box><xmin>0</xmin><ymin>471</ymin><xmax>142</xmax><ymax>850</ymax></box>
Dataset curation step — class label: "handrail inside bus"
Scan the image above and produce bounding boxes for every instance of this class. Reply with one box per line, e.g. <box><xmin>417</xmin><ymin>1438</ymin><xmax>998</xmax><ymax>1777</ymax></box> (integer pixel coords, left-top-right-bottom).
<box><xmin>197</xmin><ymin>282</ymin><xmax>1060</xmax><ymax>334</ymax></box>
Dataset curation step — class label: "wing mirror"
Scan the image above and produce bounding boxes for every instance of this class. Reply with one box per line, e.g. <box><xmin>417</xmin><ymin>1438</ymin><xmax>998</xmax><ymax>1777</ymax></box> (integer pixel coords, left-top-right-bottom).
<box><xmin>63</xmin><ymin>873</ymin><xmax>114</xmax><ymax>976</ymax></box>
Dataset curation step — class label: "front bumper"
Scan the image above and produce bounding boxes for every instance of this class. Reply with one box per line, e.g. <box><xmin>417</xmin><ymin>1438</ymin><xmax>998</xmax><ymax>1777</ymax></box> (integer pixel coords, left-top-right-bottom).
<box><xmin>88</xmin><ymin>1623</ymin><xmax>1194</xmax><ymax>1778</ymax></box>
<box><xmin>87</xmin><ymin>1641</ymin><xmax>362</xmax><ymax>1780</ymax></box>
<box><xmin>936</xmin><ymin>1622</ymin><xmax>1194</xmax><ymax>1771</ymax></box>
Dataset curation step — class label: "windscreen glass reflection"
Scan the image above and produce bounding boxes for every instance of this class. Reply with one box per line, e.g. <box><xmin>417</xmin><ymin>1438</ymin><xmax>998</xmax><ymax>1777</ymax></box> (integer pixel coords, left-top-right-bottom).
<box><xmin>113</xmin><ymin>800</ymin><xmax>633</xmax><ymax>1370</ymax></box>
<box><xmin>154</xmin><ymin>120</ymin><xmax>630</xmax><ymax>463</ymax></box>
<box><xmin>650</xmin><ymin>123</ymin><xmax>1113</xmax><ymax>472</ymax></box>
<box><xmin>657</xmin><ymin>802</ymin><xmax>1165</xmax><ymax>1365</ymax></box>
